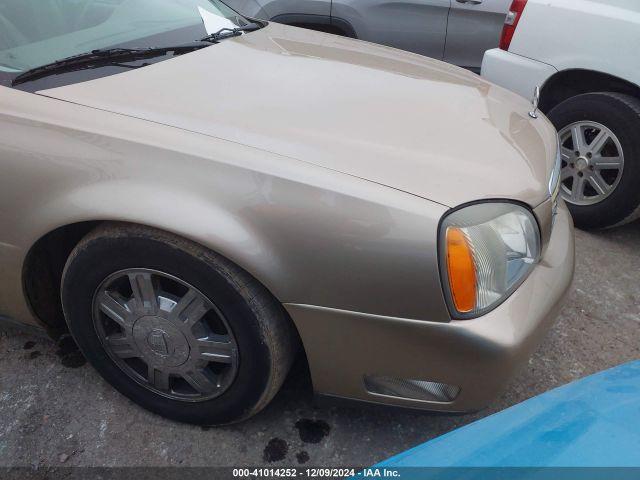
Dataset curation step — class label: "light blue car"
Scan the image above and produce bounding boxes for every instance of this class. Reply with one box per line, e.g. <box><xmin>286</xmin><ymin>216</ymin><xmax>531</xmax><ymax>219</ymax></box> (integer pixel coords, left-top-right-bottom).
<box><xmin>363</xmin><ymin>361</ymin><xmax>640</xmax><ymax>479</ymax></box>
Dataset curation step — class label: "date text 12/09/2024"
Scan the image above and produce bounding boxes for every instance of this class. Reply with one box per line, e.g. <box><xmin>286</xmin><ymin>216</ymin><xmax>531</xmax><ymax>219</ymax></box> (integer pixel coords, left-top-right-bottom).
<box><xmin>232</xmin><ymin>468</ymin><xmax>400</xmax><ymax>477</ymax></box>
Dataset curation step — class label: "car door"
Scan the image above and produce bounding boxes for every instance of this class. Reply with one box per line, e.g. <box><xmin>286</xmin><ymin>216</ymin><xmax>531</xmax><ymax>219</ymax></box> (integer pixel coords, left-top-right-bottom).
<box><xmin>223</xmin><ymin>0</ymin><xmax>330</xmax><ymax>21</ymax></box>
<box><xmin>331</xmin><ymin>0</ymin><xmax>451</xmax><ymax>60</ymax></box>
<box><xmin>443</xmin><ymin>0</ymin><xmax>511</xmax><ymax>71</ymax></box>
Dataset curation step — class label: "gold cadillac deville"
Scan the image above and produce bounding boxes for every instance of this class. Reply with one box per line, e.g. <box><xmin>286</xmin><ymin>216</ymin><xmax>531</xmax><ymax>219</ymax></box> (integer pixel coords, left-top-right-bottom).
<box><xmin>0</xmin><ymin>0</ymin><xmax>574</xmax><ymax>424</ymax></box>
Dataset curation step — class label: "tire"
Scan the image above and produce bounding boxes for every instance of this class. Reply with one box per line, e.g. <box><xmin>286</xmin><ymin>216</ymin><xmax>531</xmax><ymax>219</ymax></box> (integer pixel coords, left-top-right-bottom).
<box><xmin>61</xmin><ymin>223</ymin><xmax>297</xmax><ymax>425</ymax></box>
<box><xmin>547</xmin><ymin>92</ymin><xmax>640</xmax><ymax>229</ymax></box>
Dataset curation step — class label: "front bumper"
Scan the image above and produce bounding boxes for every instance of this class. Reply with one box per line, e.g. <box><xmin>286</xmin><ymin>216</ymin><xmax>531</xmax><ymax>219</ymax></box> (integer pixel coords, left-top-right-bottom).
<box><xmin>285</xmin><ymin>201</ymin><xmax>575</xmax><ymax>412</ymax></box>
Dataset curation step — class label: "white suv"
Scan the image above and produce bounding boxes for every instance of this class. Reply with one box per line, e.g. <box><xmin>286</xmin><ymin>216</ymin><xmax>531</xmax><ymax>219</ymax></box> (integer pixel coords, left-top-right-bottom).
<box><xmin>481</xmin><ymin>0</ymin><xmax>640</xmax><ymax>229</ymax></box>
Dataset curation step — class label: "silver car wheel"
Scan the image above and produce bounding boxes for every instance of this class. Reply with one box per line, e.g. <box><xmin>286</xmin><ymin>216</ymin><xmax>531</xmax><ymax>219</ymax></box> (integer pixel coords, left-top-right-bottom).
<box><xmin>558</xmin><ymin>121</ymin><xmax>624</xmax><ymax>206</ymax></box>
<box><xmin>92</xmin><ymin>268</ymin><xmax>238</xmax><ymax>402</ymax></box>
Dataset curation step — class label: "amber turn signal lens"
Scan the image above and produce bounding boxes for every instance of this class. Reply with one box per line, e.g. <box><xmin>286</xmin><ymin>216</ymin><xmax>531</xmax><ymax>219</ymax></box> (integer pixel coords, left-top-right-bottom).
<box><xmin>446</xmin><ymin>227</ymin><xmax>477</xmax><ymax>313</ymax></box>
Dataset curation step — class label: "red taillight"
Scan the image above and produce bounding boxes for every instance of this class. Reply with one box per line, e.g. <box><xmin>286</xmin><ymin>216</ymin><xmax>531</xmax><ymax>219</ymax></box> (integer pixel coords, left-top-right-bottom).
<box><xmin>499</xmin><ymin>0</ymin><xmax>528</xmax><ymax>51</ymax></box>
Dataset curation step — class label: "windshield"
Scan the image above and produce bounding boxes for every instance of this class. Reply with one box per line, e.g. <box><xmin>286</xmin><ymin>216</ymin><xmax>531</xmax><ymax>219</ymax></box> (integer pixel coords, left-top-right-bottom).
<box><xmin>0</xmin><ymin>0</ymin><xmax>248</xmax><ymax>74</ymax></box>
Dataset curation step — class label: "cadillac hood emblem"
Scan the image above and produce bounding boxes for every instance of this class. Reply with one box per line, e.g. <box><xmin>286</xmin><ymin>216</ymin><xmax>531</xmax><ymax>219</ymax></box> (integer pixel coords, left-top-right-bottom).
<box><xmin>529</xmin><ymin>86</ymin><xmax>540</xmax><ymax>119</ymax></box>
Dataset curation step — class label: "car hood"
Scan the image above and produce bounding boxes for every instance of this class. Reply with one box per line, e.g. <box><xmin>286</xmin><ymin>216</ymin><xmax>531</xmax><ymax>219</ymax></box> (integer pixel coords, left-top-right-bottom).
<box><xmin>39</xmin><ymin>23</ymin><xmax>558</xmax><ymax>208</ymax></box>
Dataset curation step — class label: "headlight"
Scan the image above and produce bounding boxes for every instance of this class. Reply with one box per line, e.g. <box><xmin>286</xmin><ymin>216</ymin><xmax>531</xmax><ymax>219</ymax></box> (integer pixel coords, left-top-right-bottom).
<box><xmin>439</xmin><ymin>202</ymin><xmax>541</xmax><ymax>319</ymax></box>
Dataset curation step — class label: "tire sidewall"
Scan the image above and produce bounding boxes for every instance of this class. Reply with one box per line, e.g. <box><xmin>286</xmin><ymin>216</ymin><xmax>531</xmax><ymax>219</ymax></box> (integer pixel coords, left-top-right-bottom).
<box><xmin>62</xmin><ymin>234</ymin><xmax>273</xmax><ymax>425</ymax></box>
<box><xmin>548</xmin><ymin>93</ymin><xmax>640</xmax><ymax>229</ymax></box>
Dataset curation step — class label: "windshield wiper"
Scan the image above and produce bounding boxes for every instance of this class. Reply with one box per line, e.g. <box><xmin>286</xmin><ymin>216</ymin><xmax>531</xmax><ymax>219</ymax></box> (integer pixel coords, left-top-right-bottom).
<box><xmin>12</xmin><ymin>43</ymin><xmax>208</xmax><ymax>86</ymax></box>
<box><xmin>12</xmin><ymin>21</ymin><xmax>264</xmax><ymax>87</ymax></box>
<box><xmin>199</xmin><ymin>22</ymin><xmax>262</xmax><ymax>43</ymax></box>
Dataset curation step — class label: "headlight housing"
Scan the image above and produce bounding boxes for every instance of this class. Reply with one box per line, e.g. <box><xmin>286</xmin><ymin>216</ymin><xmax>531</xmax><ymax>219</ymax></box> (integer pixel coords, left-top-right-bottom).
<box><xmin>439</xmin><ymin>202</ymin><xmax>541</xmax><ymax>319</ymax></box>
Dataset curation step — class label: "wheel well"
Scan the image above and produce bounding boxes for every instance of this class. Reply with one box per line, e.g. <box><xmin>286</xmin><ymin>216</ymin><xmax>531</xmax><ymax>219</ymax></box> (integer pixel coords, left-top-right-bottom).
<box><xmin>288</xmin><ymin>22</ymin><xmax>347</xmax><ymax>36</ymax></box>
<box><xmin>22</xmin><ymin>222</ymin><xmax>101</xmax><ymax>330</ymax></box>
<box><xmin>270</xmin><ymin>14</ymin><xmax>357</xmax><ymax>38</ymax></box>
<box><xmin>22</xmin><ymin>221</ymin><xmax>306</xmax><ymax>357</ymax></box>
<box><xmin>540</xmin><ymin>69</ymin><xmax>640</xmax><ymax>113</ymax></box>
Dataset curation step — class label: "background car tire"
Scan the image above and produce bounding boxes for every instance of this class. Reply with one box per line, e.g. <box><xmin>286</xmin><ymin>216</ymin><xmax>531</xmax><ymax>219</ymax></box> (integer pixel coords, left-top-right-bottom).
<box><xmin>547</xmin><ymin>92</ymin><xmax>640</xmax><ymax>229</ymax></box>
<box><xmin>61</xmin><ymin>222</ymin><xmax>297</xmax><ymax>425</ymax></box>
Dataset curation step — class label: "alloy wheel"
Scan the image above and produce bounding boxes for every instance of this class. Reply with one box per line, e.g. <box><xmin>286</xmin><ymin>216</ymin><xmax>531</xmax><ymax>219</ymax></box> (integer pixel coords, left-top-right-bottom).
<box><xmin>558</xmin><ymin>121</ymin><xmax>624</xmax><ymax>205</ymax></box>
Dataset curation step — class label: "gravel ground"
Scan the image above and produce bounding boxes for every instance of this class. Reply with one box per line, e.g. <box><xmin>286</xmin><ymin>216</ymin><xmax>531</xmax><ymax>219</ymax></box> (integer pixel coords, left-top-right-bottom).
<box><xmin>0</xmin><ymin>222</ymin><xmax>638</xmax><ymax>468</ymax></box>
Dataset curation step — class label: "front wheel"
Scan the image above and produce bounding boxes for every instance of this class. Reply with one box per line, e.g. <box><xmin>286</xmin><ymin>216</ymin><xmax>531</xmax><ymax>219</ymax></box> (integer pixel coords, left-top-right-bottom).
<box><xmin>61</xmin><ymin>223</ymin><xmax>297</xmax><ymax>425</ymax></box>
<box><xmin>547</xmin><ymin>92</ymin><xmax>640</xmax><ymax>229</ymax></box>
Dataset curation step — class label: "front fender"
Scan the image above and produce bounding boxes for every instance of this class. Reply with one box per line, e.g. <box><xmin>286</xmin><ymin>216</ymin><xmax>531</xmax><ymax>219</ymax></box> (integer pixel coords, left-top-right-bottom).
<box><xmin>1</xmin><ymin>89</ymin><xmax>450</xmax><ymax>328</ymax></box>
